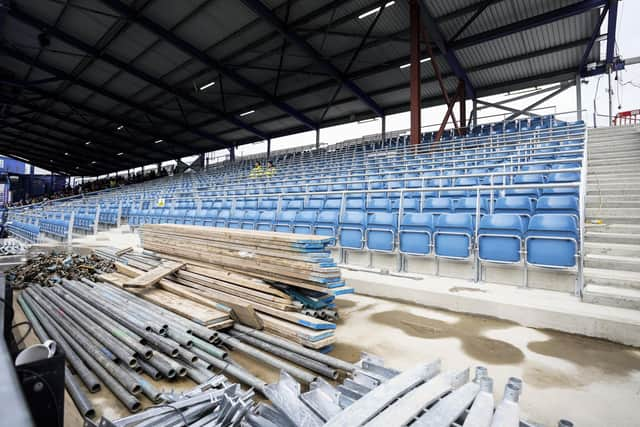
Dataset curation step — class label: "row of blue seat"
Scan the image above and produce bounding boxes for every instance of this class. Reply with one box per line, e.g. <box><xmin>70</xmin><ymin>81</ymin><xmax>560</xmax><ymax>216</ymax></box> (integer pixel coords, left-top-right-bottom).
<box><xmin>40</xmin><ymin>218</ymin><xmax>70</xmax><ymax>237</ymax></box>
<box><xmin>126</xmin><ymin>196</ymin><xmax>579</xmax><ymax>227</ymax></box>
<box><xmin>7</xmin><ymin>221</ymin><xmax>39</xmax><ymax>242</ymax></box>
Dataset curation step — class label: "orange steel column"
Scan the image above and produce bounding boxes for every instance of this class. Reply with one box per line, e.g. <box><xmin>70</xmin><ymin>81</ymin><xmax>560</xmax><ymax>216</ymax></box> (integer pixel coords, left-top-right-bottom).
<box><xmin>410</xmin><ymin>0</ymin><xmax>421</xmax><ymax>145</ymax></box>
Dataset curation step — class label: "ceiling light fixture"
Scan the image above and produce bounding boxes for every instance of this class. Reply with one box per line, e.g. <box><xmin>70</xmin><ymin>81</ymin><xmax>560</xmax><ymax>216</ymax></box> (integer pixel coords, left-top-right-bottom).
<box><xmin>358</xmin><ymin>1</ymin><xmax>395</xmax><ymax>19</ymax></box>
<box><xmin>91</xmin><ymin>161</ymin><xmax>96</xmax><ymax>164</ymax></box>
<box><xmin>239</xmin><ymin>110</ymin><xmax>255</xmax><ymax>117</ymax></box>
<box><xmin>85</xmin><ymin>141</ymin><xmax>91</xmax><ymax>145</ymax></box>
<box><xmin>64</xmin><ymin>152</ymin><xmax>69</xmax><ymax>156</ymax></box>
<box><xmin>199</xmin><ymin>81</ymin><xmax>216</xmax><ymax>90</ymax></box>
<box><xmin>154</xmin><ymin>139</ymin><xmax>163</xmax><ymax>144</ymax></box>
<box><xmin>117</xmin><ymin>152</ymin><xmax>124</xmax><ymax>156</ymax></box>
<box><xmin>399</xmin><ymin>57</ymin><xmax>432</xmax><ymax>69</ymax></box>
<box><xmin>116</xmin><ymin>125</ymin><xmax>124</xmax><ymax>131</ymax></box>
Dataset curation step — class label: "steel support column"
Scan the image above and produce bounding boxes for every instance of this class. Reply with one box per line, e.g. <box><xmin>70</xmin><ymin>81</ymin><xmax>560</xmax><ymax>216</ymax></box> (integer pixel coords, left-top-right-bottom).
<box><xmin>315</xmin><ymin>129</ymin><xmax>320</xmax><ymax>149</ymax></box>
<box><xmin>576</xmin><ymin>75</ymin><xmax>583</xmax><ymax>121</ymax></box>
<box><xmin>459</xmin><ymin>80</ymin><xmax>466</xmax><ymax>135</ymax></box>
<box><xmin>608</xmin><ymin>68</ymin><xmax>613</xmax><ymax>125</ymax></box>
<box><xmin>472</xmin><ymin>99</ymin><xmax>478</xmax><ymax>127</ymax></box>
<box><xmin>381</xmin><ymin>116</ymin><xmax>386</xmax><ymax>143</ymax></box>
<box><xmin>229</xmin><ymin>146</ymin><xmax>235</xmax><ymax>162</ymax></box>
<box><xmin>410</xmin><ymin>0</ymin><xmax>421</xmax><ymax>145</ymax></box>
<box><xmin>267</xmin><ymin>138</ymin><xmax>271</xmax><ymax>161</ymax></box>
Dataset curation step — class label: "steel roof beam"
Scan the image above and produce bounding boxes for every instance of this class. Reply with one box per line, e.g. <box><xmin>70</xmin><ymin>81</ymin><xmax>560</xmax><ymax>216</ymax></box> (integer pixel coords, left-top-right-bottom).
<box><xmin>0</xmin><ymin>134</ymin><xmax>96</xmax><ymax>173</ymax></box>
<box><xmin>417</xmin><ymin>0</ymin><xmax>475</xmax><ymax>99</ymax></box>
<box><xmin>99</xmin><ymin>0</ymin><xmax>318</xmax><ymax>131</ymax></box>
<box><xmin>452</xmin><ymin>0</ymin><xmax>607</xmax><ymax>50</ymax></box>
<box><xmin>448</xmin><ymin>0</ymin><xmax>498</xmax><ymax>43</ymax></box>
<box><xmin>579</xmin><ymin>4</ymin><xmax>609</xmax><ymax>72</ymax></box>
<box><xmin>14</xmin><ymin>87</ymin><xmax>185</xmax><ymax>159</ymax></box>
<box><xmin>240</xmin><ymin>0</ymin><xmax>384</xmax><ymax>117</ymax></box>
<box><xmin>605</xmin><ymin>0</ymin><xmax>618</xmax><ymax>65</ymax></box>
<box><xmin>0</xmin><ymin>120</ymin><xmax>141</xmax><ymax>165</ymax></box>
<box><xmin>0</xmin><ymin>144</ymin><xmax>87</xmax><ymax>175</ymax></box>
<box><xmin>0</xmin><ymin>93</ymin><xmax>165</xmax><ymax>162</ymax></box>
<box><xmin>8</xmin><ymin>4</ymin><xmax>268</xmax><ymax>141</ymax></box>
<box><xmin>1</xmin><ymin>116</ymin><xmax>146</xmax><ymax>164</ymax></box>
<box><xmin>0</xmin><ymin>44</ymin><xmax>229</xmax><ymax>151</ymax></box>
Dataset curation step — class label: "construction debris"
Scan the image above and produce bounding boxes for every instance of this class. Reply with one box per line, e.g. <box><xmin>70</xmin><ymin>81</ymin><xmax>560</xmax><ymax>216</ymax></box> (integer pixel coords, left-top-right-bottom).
<box><xmin>7</xmin><ymin>252</ymin><xmax>114</xmax><ymax>288</ymax></box>
<box><xmin>0</xmin><ymin>238</ymin><xmax>28</xmax><ymax>256</ymax></box>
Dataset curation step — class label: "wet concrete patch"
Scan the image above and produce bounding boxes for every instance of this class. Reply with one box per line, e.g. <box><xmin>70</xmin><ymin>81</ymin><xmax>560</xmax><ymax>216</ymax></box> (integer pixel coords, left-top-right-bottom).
<box><xmin>370</xmin><ymin>310</ymin><xmax>524</xmax><ymax>364</ymax></box>
<box><xmin>527</xmin><ymin>330</ymin><xmax>640</xmax><ymax>379</ymax></box>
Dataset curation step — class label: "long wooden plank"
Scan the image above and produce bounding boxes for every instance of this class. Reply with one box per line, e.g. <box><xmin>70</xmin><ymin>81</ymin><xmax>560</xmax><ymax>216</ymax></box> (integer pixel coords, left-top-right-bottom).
<box><xmin>98</xmin><ymin>272</ymin><xmax>230</xmax><ymax>327</ymax></box>
<box><xmin>142</xmin><ymin>223</ymin><xmax>333</xmax><ymax>244</ymax></box>
<box><xmin>173</xmin><ymin>276</ymin><xmax>295</xmax><ymax>311</ymax></box>
<box><xmin>158</xmin><ymin>279</ymin><xmax>263</xmax><ymax>329</ymax></box>
<box><xmin>122</xmin><ymin>261</ymin><xmax>185</xmax><ymax>288</ymax></box>
<box><xmin>143</xmin><ymin>237</ymin><xmax>339</xmax><ymax>274</ymax></box>
<box><xmin>143</xmin><ymin>231</ymin><xmax>331</xmax><ymax>261</ymax></box>
<box><xmin>185</xmin><ymin>265</ymin><xmax>289</xmax><ymax>299</ymax></box>
<box><xmin>176</xmin><ymin>270</ymin><xmax>292</xmax><ymax>304</ymax></box>
<box><xmin>144</xmin><ymin>241</ymin><xmax>339</xmax><ymax>284</ymax></box>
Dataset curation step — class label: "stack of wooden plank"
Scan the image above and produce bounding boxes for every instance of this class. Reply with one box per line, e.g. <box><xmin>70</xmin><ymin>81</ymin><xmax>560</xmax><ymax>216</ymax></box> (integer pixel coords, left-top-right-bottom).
<box><xmin>139</xmin><ymin>224</ymin><xmax>352</xmax><ymax>295</ymax></box>
<box><xmin>96</xmin><ymin>225</ymin><xmax>352</xmax><ymax>349</ymax></box>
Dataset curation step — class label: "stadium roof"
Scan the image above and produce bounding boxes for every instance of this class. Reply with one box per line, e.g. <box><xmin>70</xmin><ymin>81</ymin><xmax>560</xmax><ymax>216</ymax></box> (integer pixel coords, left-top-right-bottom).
<box><xmin>0</xmin><ymin>0</ymin><xmax>617</xmax><ymax>175</ymax></box>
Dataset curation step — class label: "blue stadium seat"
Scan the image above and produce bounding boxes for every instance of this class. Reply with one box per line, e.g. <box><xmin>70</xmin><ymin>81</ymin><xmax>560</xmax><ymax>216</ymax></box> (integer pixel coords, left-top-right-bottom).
<box><xmin>284</xmin><ymin>199</ymin><xmax>304</xmax><ymax>210</ymax></box>
<box><xmin>434</xmin><ymin>213</ymin><xmax>474</xmax><ymax>259</ymax></box>
<box><xmin>367</xmin><ymin>198</ymin><xmax>390</xmax><ymax>212</ymax></box>
<box><xmin>227</xmin><ymin>210</ymin><xmax>245</xmax><ymax>229</ymax></box>
<box><xmin>293</xmin><ymin>210</ymin><xmax>317</xmax><ymax>234</ymax></box>
<box><xmin>256</xmin><ymin>211</ymin><xmax>276</xmax><ymax>231</ymax></box>
<box><xmin>275</xmin><ymin>210</ymin><xmax>296</xmax><ymax>232</ymax></box>
<box><xmin>543</xmin><ymin>172</ymin><xmax>580</xmax><ymax>195</ymax></box>
<box><xmin>399</xmin><ymin>213</ymin><xmax>434</xmax><ymax>255</ymax></box>
<box><xmin>315</xmin><ymin>210</ymin><xmax>339</xmax><ymax>244</ymax></box>
<box><xmin>242</xmin><ymin>210</ymin><xmax>259</xmax><ymax>230</ymax></box>
<box><xmin>526</xmin><ymin>214</ymin><xmax>578</xmax><ymax>268</ymax></box>
<box><xmin>424</xmin><ymin>198</ymin><xmax>453</xmax><ymax>215</ymax></box>
<box><xmin>366</xmin><ymin>212</ymin><xmax>397</xmax><ymax>252</ymax></box>
<box><xmin>494</xmin><ymin>196</ymin><xmax>534</xmax><ymax>228</ymax></box>
<box><xmin>535</xmin><ymin>196</ymin><xmax>579</xmax><ymax>219</ymax></box>
<box><xmin>505</xmin><ymin>174</ymin><xmax>545</xmax><ymax>199</ymax></box>
<box><xmin>323</xmin><ymin>199</ymin><xmax>342</xmax><ymax>210</ymax></box>
<box><xmin>346</xmin><ymin>199</ymin><xmax>365</xmax><ymax>210</ymax></box>
<box><xmin>215</xmin><ymin>209</ymin><xmax>230</xmax><ymax>227</ymax></box>
<box><xmin>478</xmin><ymin>214</ymin><xmax>524</xmax><ymax>263</ymax></box>
<box><xmin>454</xmin><ymin>197</ymin><xmax>488</xmax><ymax>215</ymax></box>
<box><xmin>339</xmin><ymin>210</ymin><xmax>366</xmax><ymax>249</ymax></box>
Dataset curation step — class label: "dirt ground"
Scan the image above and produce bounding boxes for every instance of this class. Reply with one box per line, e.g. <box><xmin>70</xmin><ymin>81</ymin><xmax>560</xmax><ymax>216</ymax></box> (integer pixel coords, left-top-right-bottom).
<box><xmin>11</xmin><ymin>287</ymin><xmax>640</xmax><ymax>427</ymax></box>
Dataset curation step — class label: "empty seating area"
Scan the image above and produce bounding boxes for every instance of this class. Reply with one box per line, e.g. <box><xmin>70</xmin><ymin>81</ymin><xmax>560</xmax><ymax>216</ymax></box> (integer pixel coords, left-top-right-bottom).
<box><xmin>8</xmin><ymin>117</ymin><xmax>586</xmax><ymax>288</ymax></box>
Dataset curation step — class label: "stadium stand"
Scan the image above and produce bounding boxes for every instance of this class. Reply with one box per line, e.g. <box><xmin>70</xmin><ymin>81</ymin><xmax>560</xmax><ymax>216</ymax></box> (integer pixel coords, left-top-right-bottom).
<box><xmin>8</xmin><ymin>116</ymin><xmax>586</xmax><ymax>292</ymax></box>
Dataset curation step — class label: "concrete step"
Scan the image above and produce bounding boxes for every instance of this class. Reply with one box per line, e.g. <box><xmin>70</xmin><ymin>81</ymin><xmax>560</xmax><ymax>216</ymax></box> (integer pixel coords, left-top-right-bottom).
<box><xmin>589</xmin><ymin>156</ymin><xmax>640</xmax><ymax>165</ymax></box>
<box><xmin>584</xmin><ymin>241</ymin><xmax>640</xmax><ymax>257</ymax></box>
<box><xmin>585</xmin><ymin>215</ymin><xmax>640</xmax><ymax>224</ymax></box>
<box><xmin>584</xmin><ymin>253</ymin><xmax>640</xmax><ymax>272</ymax></box>
<box><xmin>582</xmin><ymin>284</ymin><xmax>640</xmax><ymax>310</ymax></box>
<box><xmin>588</xmin><ymin>166</ymin><xmax>639</xmax><ymax>175</ymax></box>
<box><xmin>583</xmin><ymin>267</ymin><xmax>640</xmax><ymax>290</ymax></box>
<box><xmin>586</xmin><ymin>198</ymin><xmax>640</xmax><ymax>208</ymax></box>
<box><xmin>586</xmin><ymin>201</ymin><xmax>640</xmax><ymax>209</ymax></box>
<box><xmin>587</xmin><ymin>176</ymin><xmax>640</xmax><ymax>184</ymax></box>
<box><xmin>585</xmin><ymin>223</ymin><xmax>640</xmax><ymax>236</ymax></box>
<box><xmin>587</xmin><ymin>188</ymin><xmax>640</xmax><ymax>196</ymax></box>
<box><xmin>586</xmin><ymin>208</ymin><xmax>640</xmax><ymax>217</ymax></box>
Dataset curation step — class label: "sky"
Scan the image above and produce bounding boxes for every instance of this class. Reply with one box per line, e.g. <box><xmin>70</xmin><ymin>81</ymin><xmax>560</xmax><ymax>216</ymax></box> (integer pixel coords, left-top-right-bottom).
<box><xmin>32</xmin><ymin>1</ymin><xmax>640</xmax><ymax>179</ymax></box>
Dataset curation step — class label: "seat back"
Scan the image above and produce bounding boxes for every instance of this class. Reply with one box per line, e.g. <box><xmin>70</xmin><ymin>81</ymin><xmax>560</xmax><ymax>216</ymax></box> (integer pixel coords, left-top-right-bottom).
<box><xmin>366</xmin><ymin>212</ymin><xmax>397</xmax><ymax>252</ymax></box>
<box><xmin>478</xmin><ymin>214</ymin><xmax>524</xmax><ymax>263</ymax></box>
<box><xmin>526</xmin><ymin>214</ymin><xmax>578</xmax><ymax>267</ymax></box>
<box><xmin>399</xmin><ymin>213</ymin><xmax>434</xmax><ymax>255</ymax></box>
<box><xmin>434</xmin><ymin>213</ymin><xmax>474</xmax><ymax>258</ymax></box>
<box><xmin>339</xmin><ymin>210</ymin><xmax>366</xmax><ymax>249</ymax></box>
